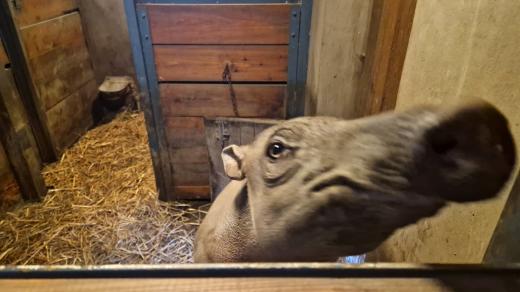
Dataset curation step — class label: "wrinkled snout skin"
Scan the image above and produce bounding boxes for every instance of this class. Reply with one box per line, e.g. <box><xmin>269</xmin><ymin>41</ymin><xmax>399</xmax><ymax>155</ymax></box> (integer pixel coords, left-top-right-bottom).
<box><xmin>194</xmin><ymin>101</ymin><xmax>516</xmax><ymax>263</ymax></box>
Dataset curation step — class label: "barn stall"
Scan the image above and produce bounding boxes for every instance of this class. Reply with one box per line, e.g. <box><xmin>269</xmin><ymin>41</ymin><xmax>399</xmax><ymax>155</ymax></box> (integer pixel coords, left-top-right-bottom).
<box><xmin>0</xmin><ymin>0</ymin><xmax>519</xmax><ymax>290</ymax></box>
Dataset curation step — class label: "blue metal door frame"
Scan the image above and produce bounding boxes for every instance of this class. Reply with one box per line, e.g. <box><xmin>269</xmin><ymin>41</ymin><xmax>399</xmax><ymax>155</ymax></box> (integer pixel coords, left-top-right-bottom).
<box><xmin>124</xmin><ymin>0</ymin><xmax>313</xmax><ymax>200</ymax></box>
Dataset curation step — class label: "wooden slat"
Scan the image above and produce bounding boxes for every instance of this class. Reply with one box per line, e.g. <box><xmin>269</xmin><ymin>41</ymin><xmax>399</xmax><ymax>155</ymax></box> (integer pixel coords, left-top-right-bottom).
<box><xmin>164</xmin><ymin>117</ymin><xmax>206</xmax><ymax>149</ymax></box>
<box><xmin>147</xmin><ymin>4</ymin><xmax>291</xmax><ymax>45</ymax></box>
<box><xmin>0</xmin><ymin>78</ymin><xmax>46</xmax><ymax>201</ymax></box>
<box><xmin>171</xmin><ymin>147</ymin><xmax>208</xmax><ymax>164</ymax></box>
<box><xmin>0</xmin><ymin>67</ymin><xmax>42</xmax><ymax>194</ymax></box>
<box><xmin>21</xmin><ymin>12</ymin><xmax>84</xmax><ymax>59</ymax></box>
<box><xmin>46</xmin><ymin>80</ymin><xmax>97</xmax><ymax>152</ymax></box>
<box><xmin>172</xmin><ymin>163</ymin><xmax>209</xmax><ymax>186</ymax></box>
<box><xmin>3</xmin><ymin>276</ymin><xmax>519</xmax><ymax>292</ymax></box>
<box><xmin>29</xmin><ymin>40</ymin><xmax>94</xmax><ymax>110</ymax></box>
<box><xmin>172</xmin><ymin>186</ymin><xmax>210</xmax><ymax>200</ymax></box>
<box><xmin>11</xmin><ymin>0</ymin><xmax>77</xmax><ymax>27</ymax></box>
<box><xmin>160</xmin><ymin>84</ymin><xmax>286</xmax><ymax>118</ymax></box>
<box><xmin>154</xmin><ymin>45</ymin><xmax>288</xmax><ymax>82</ymax></box>
<box><xmin>21</xmin><ymin>12</ymin><xmax>95</xmax><ymax>111</ymax></box>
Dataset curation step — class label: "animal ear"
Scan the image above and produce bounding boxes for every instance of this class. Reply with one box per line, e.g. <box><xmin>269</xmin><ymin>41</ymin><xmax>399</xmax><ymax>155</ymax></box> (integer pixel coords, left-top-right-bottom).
<box><xmin>222</xmin><ymin>145</ymin><xmax>246</xmax><ymax>180</ymax></box>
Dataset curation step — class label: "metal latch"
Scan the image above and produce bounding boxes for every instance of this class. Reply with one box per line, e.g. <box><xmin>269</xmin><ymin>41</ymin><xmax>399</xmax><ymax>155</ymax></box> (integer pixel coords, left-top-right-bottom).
<box><xmin>216</xmin><ymin>120</ymin><xmax>230</xmax><ymax>149</ymax></box>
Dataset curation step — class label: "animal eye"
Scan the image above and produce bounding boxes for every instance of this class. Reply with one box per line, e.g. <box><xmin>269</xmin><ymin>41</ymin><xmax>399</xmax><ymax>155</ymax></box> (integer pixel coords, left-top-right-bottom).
<box><xmin>267</xmin><ymin>142</ymin><xmax>287</xmax><ymax>160</ymax></box>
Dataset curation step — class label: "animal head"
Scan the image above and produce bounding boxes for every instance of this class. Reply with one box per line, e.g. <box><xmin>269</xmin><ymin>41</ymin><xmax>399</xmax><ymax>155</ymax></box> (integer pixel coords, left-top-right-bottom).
<box><xmin>220</xmin><ymin>100</ymin><xmax>516</xmax><ymax>259</ymax></box>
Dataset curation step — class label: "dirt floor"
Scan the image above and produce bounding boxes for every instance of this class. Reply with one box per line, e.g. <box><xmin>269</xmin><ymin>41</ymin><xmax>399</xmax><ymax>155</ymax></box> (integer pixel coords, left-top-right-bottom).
<box><xmin>0</xmin><ymin>112</ymin><xmax>208</xmax><ymax>265</ymax></box>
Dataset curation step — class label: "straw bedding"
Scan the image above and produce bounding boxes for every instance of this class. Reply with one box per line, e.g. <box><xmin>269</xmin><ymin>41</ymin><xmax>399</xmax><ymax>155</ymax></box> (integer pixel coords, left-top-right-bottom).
<box><xmin>0</xmin><ymin>112</ymin><xmax>208</xmax><ymax>265</ymax></box>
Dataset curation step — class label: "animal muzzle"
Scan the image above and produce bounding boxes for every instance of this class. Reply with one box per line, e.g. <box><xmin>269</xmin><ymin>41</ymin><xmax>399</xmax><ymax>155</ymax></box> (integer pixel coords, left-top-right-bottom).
<box><xmin>409</xmin><ymin>100</ymin><xmax>516</xmax><ymax>202</ymax></box>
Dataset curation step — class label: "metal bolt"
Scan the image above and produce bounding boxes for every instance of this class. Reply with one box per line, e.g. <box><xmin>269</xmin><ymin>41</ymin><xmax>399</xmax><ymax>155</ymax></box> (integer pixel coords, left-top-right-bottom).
<box><xmin>291</xmin><ymin>32</ymin><xmax>297</xmax><ymax>38</ymax></box>
<box><xmin>292</xmin><ymin>11</ymin><xmax>298</xmax><ymax>17</ymax></box>
<box><xmin>145</xmin><ymin>35</ymin><xmax>149</xmax><ymax>40</ymax></box>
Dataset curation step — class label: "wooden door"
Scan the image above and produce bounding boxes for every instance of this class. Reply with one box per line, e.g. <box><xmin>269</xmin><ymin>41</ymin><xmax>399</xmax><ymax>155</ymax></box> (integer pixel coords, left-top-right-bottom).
<box><xmin>9</xmin><ymin>0</ymin><xmax>98</xmax><ymax>154</ymax></box>
<box><xmin>127</xmin><ymin>0</ymin><xmax>312</xmax><ymax>200</ymax></box>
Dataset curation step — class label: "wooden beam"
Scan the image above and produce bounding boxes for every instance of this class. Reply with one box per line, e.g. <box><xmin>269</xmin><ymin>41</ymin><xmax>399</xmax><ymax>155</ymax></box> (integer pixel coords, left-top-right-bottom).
<box><xmin>1</xmin><ymin>264</ymin><xmax>520</xmax><ymax>292</ymax></box>
<box><xmin>0</xmin><ymin>277</ymin><xmax>516</xmax><ymax>292</ymax></box>
<box><xmin>355</xmin><ymin>0</ymin><xmax>417</xmax><ymax>117</ymax></box>
<box><xmin>484</xmin><ymin>171</ymin><xmax>520</xmax><ymax>263</ymax></box>
<box><xmin>0</xmin><ymin>78</ymin><xmax>46</xmax><ymax>201</ymax></box>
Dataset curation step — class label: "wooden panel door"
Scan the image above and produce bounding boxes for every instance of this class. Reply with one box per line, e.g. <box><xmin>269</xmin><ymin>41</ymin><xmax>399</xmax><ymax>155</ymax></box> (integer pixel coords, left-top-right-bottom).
<box><xmin>127</xmin><ymin>0</ymin><xmax>312</xmax><ymax>200</ymax></box>
<box><xmin>10</xmin><ymin>1</ymin><xmax>98</xmax><ymax>154</ymax></box>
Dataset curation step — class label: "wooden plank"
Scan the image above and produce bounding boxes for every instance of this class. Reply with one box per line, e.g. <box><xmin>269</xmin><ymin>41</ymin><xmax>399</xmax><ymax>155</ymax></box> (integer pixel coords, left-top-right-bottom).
<box><xmin>154</xmin><ymin>45</ymin><xmax>288</xmax><ymax>82</ymax></box>
<box><xmin>2</xmin><ymin>276</ymin><xmax>520</xmax><ymax>292</ymax></box>
<box><xmin>355</xmin><ymin>0</ymin><xmax>417</xmax><ymax>117</ymax></box>
<box><xmin>21</xmin><ymin>11</ymin><xmax>95</xmax><ymax>110</ymax></box>
<box><xmin>485</xmin><ymin>171</ymin><xmax>520</xmax><ymax>263</ymax></box>
<box><xmin>30</xmin><ymin>42</ymin><xmax>94</xmax><ymax>110</ymax></box>
<box><xmin>172</xmin><ymin>186</ymin><xmax>210</xmax><ymax>200</ymax></box>
<box><xmin>160</xmin><ymin>84</ymin><xmax>286</xmax><ymax>118</ymax></box>
<box><xmin>46</xmin><ymin>79</ymin><xmax>97</xmax><ymax>152</ymax></box>
<box><xmin>10</xmin><ymin>0</ymin><xmax>77</xmax><ymax>27</ymax></box>
<box><xmin>164</xmin><ymin>117</ymin><xmax>206</xmax><ymax>149</ymax></box>
<box><xmin>20</xmin><ymin>12</ymin><xmax>84</xmax><ymax>60</ymax></box>
<box><xmin>147</xmin><ymin>4</ymin><xmax>291</xmax><ymax>45</ymax></box>
<box><xmin>0</xmin><ymin>66</ymin><xmax>42</xmax><ymax>188</ymax></box>
<box><xmin>172</xmin><ymin>163</ymin><xmax>209</xmax><ymax>186</ymax></box>
<box><xmin>171</xmin><ymin>147</ymin><xmax>208</xmax><ymax>164</ymax></box>
<box><xmin>0</xmin><ymin>78</ymin><xmax>46</xmax><ymax>201</ymax></box>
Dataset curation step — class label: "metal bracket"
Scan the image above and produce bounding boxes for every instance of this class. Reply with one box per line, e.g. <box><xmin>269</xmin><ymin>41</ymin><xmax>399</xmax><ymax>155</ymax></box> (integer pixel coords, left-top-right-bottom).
<box><xmin>216</xmin><ymin>121</ymin><xmax>230</xmax><ymax>149</ymax></box>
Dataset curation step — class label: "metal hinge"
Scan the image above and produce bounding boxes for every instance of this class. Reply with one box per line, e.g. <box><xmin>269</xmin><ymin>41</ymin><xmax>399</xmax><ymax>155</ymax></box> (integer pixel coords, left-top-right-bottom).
<box><xmin>216</xmin><ymin>121</ymin><xmax>230</xmax><ymax>149</ymax></box>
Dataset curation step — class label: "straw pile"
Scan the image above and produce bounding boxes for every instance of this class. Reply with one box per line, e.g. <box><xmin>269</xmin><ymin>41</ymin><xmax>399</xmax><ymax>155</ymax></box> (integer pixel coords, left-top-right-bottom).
<box><xmin>0</xmin><ymin>112</ymin><xmax>208</xmax><ymax>265</ymax></box>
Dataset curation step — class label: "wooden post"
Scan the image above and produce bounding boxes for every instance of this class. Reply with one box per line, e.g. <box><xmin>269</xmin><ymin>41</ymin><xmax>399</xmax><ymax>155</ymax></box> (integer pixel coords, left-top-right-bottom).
<box><xmin>0</xmin><ymin>86</ymin><xmax>46</xmax><ymax>201</ymax></box>
<box><xmin>0</xmin><ymin>38</ymin><xmax>46</xmax><ymax>201</ymax></box>
<box><xmin>355</xmin><ymin>0</ymin><xmax>417</xmax><ymax>117</ymax></box>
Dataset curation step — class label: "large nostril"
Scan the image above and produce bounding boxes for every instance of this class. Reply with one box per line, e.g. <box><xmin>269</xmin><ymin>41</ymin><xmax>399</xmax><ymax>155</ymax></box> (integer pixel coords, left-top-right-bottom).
<box><xmin>430</xmin><ymin>133</ymin><xmax>458</xmax><ymax>155</ymax></box>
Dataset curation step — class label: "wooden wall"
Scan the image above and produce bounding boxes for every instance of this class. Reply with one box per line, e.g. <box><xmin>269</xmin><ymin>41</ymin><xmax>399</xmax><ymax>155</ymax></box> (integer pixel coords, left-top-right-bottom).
<box><xmin>0</xmin><ymin>36</ymin><xmax>44</xmax><ymax>207</ymax></box>
<box><xmin>11</xmin><ymin>0</ymin><xmax>98</xmax><ymax>154</ymax></box>
<box><xmin>305</xmin><ymin>0</ymin><xmax>373</xmax><ymax>118</ymax></box>
<box><xmin>371</xmin><ymin>0</ymin><xmax>520</xmax><ymax>263</ymax></box>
